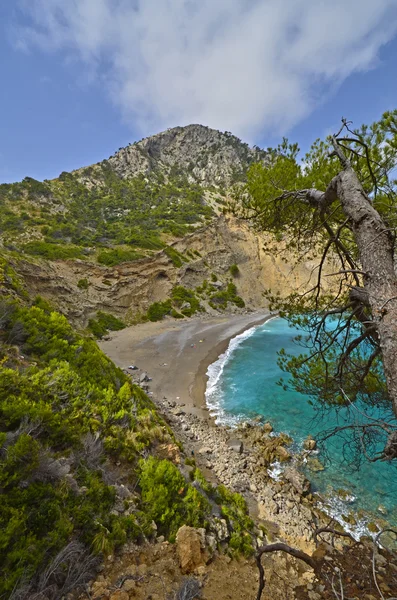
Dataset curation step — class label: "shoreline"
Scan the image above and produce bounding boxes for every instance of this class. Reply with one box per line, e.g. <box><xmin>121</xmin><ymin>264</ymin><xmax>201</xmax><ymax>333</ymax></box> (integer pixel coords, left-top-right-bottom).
<box><xmin>99</xmin><ymin>312</ymin><xmax>389</xmax><ymax>547</ymax></box>
<box><xmin>99</xmin><ymin>312</ymin><xmax>323</xmax><ymax>551</ymax></box>
<box><xmin>99</xmin><ymin>311</ymin><xmax>273</xmax><ymax>420</ymax></box>
<box><xmin>190</xmin><ymin>312</ymin><xmax>276</xmax><ymax>413</ymax></box>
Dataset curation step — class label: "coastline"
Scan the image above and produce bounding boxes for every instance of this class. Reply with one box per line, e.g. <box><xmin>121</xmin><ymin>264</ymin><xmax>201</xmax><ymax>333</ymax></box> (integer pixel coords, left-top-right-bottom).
<box><xmin>99</xmin><ymin>311</ymin><xmax>323</xmax><ymax>552</ymax></box>
<box><xmin>99</xmin><ymin>311</ymin><xmax>273</xmax><ymax>419</ymax></box>
<box><xmin>99</xmin><ymin>312</ymin><xmax>390</xmax><ymax>549</ymax></box>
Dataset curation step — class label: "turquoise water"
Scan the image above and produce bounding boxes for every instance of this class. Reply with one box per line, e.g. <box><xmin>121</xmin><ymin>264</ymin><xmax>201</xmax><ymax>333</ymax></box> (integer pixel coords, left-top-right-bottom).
<box><xmin>206</xmin><ymin>317</ymin><xmax>397</xmax><ymax>532</ymax></box>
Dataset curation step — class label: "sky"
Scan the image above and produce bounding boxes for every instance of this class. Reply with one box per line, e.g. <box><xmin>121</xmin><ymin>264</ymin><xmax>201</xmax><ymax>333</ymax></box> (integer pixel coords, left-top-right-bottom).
<box><xmin>1</xmin><ymin>0</ymin><xmax>397</xmax><ymax>183</ymax></box>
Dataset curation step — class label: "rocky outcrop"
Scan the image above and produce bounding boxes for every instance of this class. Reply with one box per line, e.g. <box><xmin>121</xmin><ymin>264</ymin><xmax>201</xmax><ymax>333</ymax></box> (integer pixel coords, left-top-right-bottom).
<box><xmin>14</xmin><ymin>215</ymin><xmax>336</xmax><ymax>327</ymax></box>
<box><xmin>88</xmin><ymin>125</ymin><xmax>268</xmax><ymax>188</ymax></box>
<box><xmin>175</xmin><ymin>526</ymin><xmax>206</xmax><ymax>574</ymax></box>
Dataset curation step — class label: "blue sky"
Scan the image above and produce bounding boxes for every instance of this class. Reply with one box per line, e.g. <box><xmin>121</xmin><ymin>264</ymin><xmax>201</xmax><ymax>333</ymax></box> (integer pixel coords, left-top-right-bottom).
<box><xmin>1</xmin><ymin>1</ymin><xmax>397</xmax><ymax>183</ymax></box>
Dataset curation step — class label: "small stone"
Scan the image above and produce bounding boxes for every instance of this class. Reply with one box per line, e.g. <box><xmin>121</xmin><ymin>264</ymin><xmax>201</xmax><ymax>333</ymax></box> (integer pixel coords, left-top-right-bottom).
<box><xmin>110</xmin><ymin>591</ymin><xmax>129</xmax><ymax>600</ymax></box>
<box><xmin>122</xmin><ymin>579</ymin><xmax>136</xmax><ymax>592</ymax></box>
<box><xmin>263</xmin><ymin>422</ymin><xmax>273</xmax><ymax>434</ymax></box>
<box><xmin>228</xmin><ymin>438</ymin><xmax>243</xmax><ymax>453</ymax></box>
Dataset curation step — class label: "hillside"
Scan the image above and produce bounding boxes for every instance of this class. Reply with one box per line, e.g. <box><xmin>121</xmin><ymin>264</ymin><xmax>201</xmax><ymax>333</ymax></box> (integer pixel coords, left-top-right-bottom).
<box><xmin>0</xmin><ymin>124</ymin><xmax>328</xmax><ymax>334</ymax></box>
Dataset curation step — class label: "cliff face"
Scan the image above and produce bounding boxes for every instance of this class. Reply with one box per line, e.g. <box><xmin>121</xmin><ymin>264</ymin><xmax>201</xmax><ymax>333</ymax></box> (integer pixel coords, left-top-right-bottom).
<box><xmin>1</xmin><ymin>123</ymin><xmax>332</xmax><ymax>325</ymax></box>
<box><xmin>103</xmin><ymin>124</ymin><xmax>267</xmax><ymax>187</ymax></box>
<box><xmin>16</xmin><ymin>215</ymin><xmax>330</xmax><ymax>327</ymax></box>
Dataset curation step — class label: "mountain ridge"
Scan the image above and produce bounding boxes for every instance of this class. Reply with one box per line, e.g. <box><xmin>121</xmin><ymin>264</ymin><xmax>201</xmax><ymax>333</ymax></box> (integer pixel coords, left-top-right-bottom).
<box><xmin>74</xmin><ymin>123</ymin><xmax>267</xmax><ymax>188</ymax></box>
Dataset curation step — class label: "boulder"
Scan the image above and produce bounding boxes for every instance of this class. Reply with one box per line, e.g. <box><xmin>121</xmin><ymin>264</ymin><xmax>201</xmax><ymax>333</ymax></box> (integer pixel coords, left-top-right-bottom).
<box><xmin>228</xmin><ymin>438</ymin><xmax>243</xmax><ymax>454</ymax></box>
<box><xmin>303</xmin><ymin>436</ymin><xmax>317</xmax><ymax>451</ymax></box>
<box><xmin>275</xmin><ymin>446</ymin><xmax>292</xmax><ymax>462</ymax></box>
<box><xmin>176</xmin><ymin>525</ymin><xmax>204</xmax><ymax>573</ymax></box>
<box><xmin>263</xmin><ymin>422</ymin><xmax>273</xmax><ymax>434</ymax></box>
<box><xmin>284</xmin><ymin>467</ymin><xmax>311</xmax><ymax>496</ymax></box>
<box><xmin>199</xmin><ymin>446</ymin><xmax>212</xmax><ymax>455</ymax></box>
<box><xmin>306</xmin><ymin>457</ymin><xmax>325</xmax><ymax>472</ymax></box>
<box><xmin>212</xmin><ymin>518</ymin><xmax>229</xmax><ymax>542</ymax></box>
<box><xmin>139</xmin><ymin>371</ymin><xmax>150</xmax><ymax>383</ymax></box>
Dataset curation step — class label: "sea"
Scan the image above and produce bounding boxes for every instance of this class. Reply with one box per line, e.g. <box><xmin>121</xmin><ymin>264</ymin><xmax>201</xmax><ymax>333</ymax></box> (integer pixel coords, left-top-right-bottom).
<box><xmin>205</xmin><ymin>317</ymin><xmax>397</xmax><ymax>537</ymax></box>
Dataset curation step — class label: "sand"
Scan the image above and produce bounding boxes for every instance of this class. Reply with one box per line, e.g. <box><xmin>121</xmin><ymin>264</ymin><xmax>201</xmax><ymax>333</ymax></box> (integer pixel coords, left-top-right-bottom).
<box><xmin>99</xmin><ymin>312</ymin><xmax>272</xmax><ymax>419</ymax></box>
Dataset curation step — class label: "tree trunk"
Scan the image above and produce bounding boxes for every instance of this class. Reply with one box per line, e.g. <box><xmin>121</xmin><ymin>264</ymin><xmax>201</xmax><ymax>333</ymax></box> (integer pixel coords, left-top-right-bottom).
<box><xmin>335</xmin><ymin>164</ymin><xmax>397</xmax><ymax>458</ymax></box>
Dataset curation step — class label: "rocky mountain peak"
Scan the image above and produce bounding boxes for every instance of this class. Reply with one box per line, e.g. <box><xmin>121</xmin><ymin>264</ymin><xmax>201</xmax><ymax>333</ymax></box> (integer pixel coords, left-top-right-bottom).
<box><xmin>104</xmin><ymin>124</ymin><xmax>266</xmax><ymax>187</ymax></box>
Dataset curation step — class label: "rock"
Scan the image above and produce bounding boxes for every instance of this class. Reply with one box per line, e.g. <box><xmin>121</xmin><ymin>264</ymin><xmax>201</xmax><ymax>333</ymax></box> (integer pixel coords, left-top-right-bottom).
<box><xmin>303</xmin><ymin>436</ymin><xmax>317</xmax><ymax>451</ymax></box>
<box><xmin>263</xmin><ymin>422</ymin><xmax>273</xmax><ymax>434</ymax></box>
<box><xmin>306</xmin><ymin>457</ymin><xmax>325</xmax><ymax>472</ymax></box>
<box><xmin>249</xmin><ymin>483</ymin><xmax>258</xmax><ymax>493</ymax></box>
<box><xmin>176</xmin><ymin>526</ymin><xmax>204</xmax><ymax>573</ymax></box>
<box><xmin>122</xmin><ymin>579</ymin><xmax>136</xmax><ymax>592</ymax></box>
<box><xmin>199</xmin><ymin>446</ymin><xmax>212</xmax><ymax>455</ymax></box>
<box><xmin>212</xmin><ymin>518</ymin><xmax>229</xmax><ymax>542</ymax></box>
<box><xmin>284</xmin><ymin>467</ymin><xmax>311</xmax><ymax>495</ymax></box>
<box><xmin>275</xmin><ymin>446</ymin><xmax>292</xmax><ymax>462</ymax></box>
<box><xmin>110</xmin><ymin>591</ymin><xmax>129</xmax><ymax>600</ymax></box>
<box><xmin>139</xmin><ymin>372</ymin><xmax>149</xmax><ymax>383</ymax></box>
<box><xmin>228</xmin><ymin>438</ymin><xmax>243</xmax><ymax>453</ymax></box>
<box><xmin>205</xmin><ymin>534</ymin><xmax>217</xmax><ymax>553</ymax></box>
<box><xmin>377</xmin><ymin>504</ymin><xmax>388</xmax><ymax>515</ymax></box>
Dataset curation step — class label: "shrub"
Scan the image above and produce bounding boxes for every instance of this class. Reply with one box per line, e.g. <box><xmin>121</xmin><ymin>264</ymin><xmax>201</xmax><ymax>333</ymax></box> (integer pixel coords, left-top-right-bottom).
<box><xmin>229</xmin><ymin>264</ymin><xmax>240</xmax><ymax>277</ymax></box>
<box><xmin>88</xmin><ymin>311</ymin><xmax>125</xmax><ymax>338</ymax></box>
<box><xmin>171</xmin><ymin>286</ymin><xmax>201</xmax><ymax>316</ymax></box>
<box><xmin>77</xmin><ymin>278</ymin><xmax>89</xmax><ymax>290</ymax></box>
<box><xmin>97</xmin><ymin>248</ymin><xmax>144</xmax><ymax>266</ymax></box>
<box><xmin>211</xmin><ymin>273</ymin><xmax>218</xmax><ymax>282</ymax></box>
<box><xmin>139</xmin><ymin>457</ymin><xmax>210</xmax><ymax>538</ymax></box>
<box><xmin>147</xmin><ymin>300</ymin><xmax>172</xmax><ymax>322</ymax></box>
<box><xmin>164</xmin><ymin>247</ymin><xmax>186</xmax><ymax>267</ymax></box>
<box><xmin>22</xmin><ymin>242</ymin><xmax>84</xmax><ymax>260</ymax></box>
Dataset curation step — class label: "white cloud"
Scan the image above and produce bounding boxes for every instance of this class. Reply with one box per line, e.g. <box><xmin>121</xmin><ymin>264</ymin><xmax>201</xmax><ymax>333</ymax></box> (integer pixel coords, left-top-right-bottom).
<box><xmin>13</xmin><ymin>0</ymin><xmax>397</xmax><ymax>139</ymax></box>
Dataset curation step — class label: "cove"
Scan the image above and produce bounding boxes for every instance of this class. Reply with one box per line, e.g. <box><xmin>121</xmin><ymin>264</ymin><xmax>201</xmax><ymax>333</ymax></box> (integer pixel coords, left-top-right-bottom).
<box><xmin>205</xmin><ymin>317</ymin><xmax>397</xmax><ymax>533</ymax></box>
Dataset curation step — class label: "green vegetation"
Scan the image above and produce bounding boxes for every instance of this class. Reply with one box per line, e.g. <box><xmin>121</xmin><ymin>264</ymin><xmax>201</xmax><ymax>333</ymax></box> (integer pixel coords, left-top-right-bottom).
<box><xmin>209</xmin><ymin>282</ymin><xmax>245</xmax><ymax>310</ymax></box>
<box><xmin>146</xmin><ymin>286</ymin><xmax>203</xmax><ymax>321</ymax></box>
<box><xmin>139</xmin><ymin>457</ymin><xmax>210</xmax><ymax>540</ymax></box>
<box><xmin>229</xmin><ymin>263</ymin><xmax>240</xmax><ymax>277</ymax></box>
<box><xmin>88</xmin><ymin>311</ymin><xmax>126</xmax><ymax>338</ymax></box>
<box><xmin>0</xmin><ymin>169</ymin><xmax>213</xmax><ymax>268</ymax></box>
<box><xmin>77</xmin><ymin>278</ymin><xmax>89</xmax><ymax>290</ymax></box>
<box><xmin>97</xmin><ymin>247</ymin><xmax>144</xmax><ymax>266</ymax></box>
<box><xmin>164</xmin><ymin>246</ymin><xmax>188</xmax><ymax>267</ymax></box>
<box><xmin>21</xmin><ymin>241</ymin><xmax>84</xmax><ymax>260</ymax></box>
<box><xmin>0</xmin><ymin>296</ymin><xmax>176</xmax><ymax>596</ymax></box>
<box><xmin>171</xmin><ymin>286</ymin><xmax>201</xmax><ymax>316</ymax></box>
<box><xmin>147</xmin><ymin>300</ymin><xmax>172</xmax><ymax>322</ymax></box>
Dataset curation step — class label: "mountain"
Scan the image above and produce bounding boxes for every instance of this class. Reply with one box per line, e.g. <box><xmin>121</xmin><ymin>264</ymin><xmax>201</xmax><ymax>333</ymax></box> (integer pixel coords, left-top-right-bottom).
<box><xmin>0</xmin><ymin>124</ymin><xmax>324</xmax><ymax>333</ymax></box>
<box><xmin>86</xmin><ymin>124</ymin><xmax>267</xmax><ymax>187</ymax></box>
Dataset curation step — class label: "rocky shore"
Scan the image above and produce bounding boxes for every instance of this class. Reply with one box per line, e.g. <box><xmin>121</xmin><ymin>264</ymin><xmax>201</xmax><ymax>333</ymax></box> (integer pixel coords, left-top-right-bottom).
<box><xmin>157</xmin><ymin>396</ymin><xmax>323</xmax><ymax>555</ymax></box>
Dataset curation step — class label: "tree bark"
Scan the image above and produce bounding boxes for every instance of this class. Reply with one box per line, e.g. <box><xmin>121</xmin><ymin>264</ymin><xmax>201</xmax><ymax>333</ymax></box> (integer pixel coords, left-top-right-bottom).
<box><xmin>302</xmin><ymin>145</ymin><xmax>397</xmax><ymax>458</ymax></box>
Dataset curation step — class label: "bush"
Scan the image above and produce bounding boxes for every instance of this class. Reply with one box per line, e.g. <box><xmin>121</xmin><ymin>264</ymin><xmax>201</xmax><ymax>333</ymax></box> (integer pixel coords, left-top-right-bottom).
<box><xmin>77</xmin><ymin>278</ymin><xmax>89</xmax><ymax>290</ymax></box>
<box><xmin>97</xmin><ymin>248</ymin><xmax>144</xmax><ymax>266</ymax></box>
<box><xmin>139</xmin><ymin>457</ymin><xmax>210</xmax><ymax>538</ymax></box>
<box><xmin>147</xmin><ymin>300</ymin><xmax>172</xmax><ymax>322</ymax></box>
<box><xmin>22</xmin><ymin>242</ymin><xmax>84</xmax><ymax>260</ymax></box>
<box><xmin>88</xmin><ymin>311</ymin><xmax>125</xmax><ymax>338</ymax></box>
<box><xmin>229</xmin><ymin>264</ymin><xmax>240</xmax><ymax>277</ymax></box>
<box><xmin>211</xmin><ymin>273</ymin><xmax>218</xmax><ymax>282</ymax></box>
<box><xmin>171</xmin><ymin>286</ymin><xmax>201</xmax><ymax>316</ymax></box>
<box><xmin>0</xmin><ymin>300</ymin><xmax>173</xmax><ymax>596</ymax></box>
<box><xmin>164</xmin><ymin>247</ymin><xmax>186</xmax><ymax>267</ymax></box>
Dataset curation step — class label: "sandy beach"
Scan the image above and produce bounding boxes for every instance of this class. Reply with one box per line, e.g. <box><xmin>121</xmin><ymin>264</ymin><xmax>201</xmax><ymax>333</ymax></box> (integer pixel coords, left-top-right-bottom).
<box><xmin>99</xmin><ymin>311</ymin><xmax>272</xmax><ymax>418</ymax></box>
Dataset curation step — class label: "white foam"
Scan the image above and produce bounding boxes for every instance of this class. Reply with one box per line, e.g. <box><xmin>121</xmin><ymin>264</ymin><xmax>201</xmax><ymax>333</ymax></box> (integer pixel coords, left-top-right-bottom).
<box><xmin>205</xmin><ymin>322</ymin><xmax>266</xmax><ymax>424</ymax></box>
